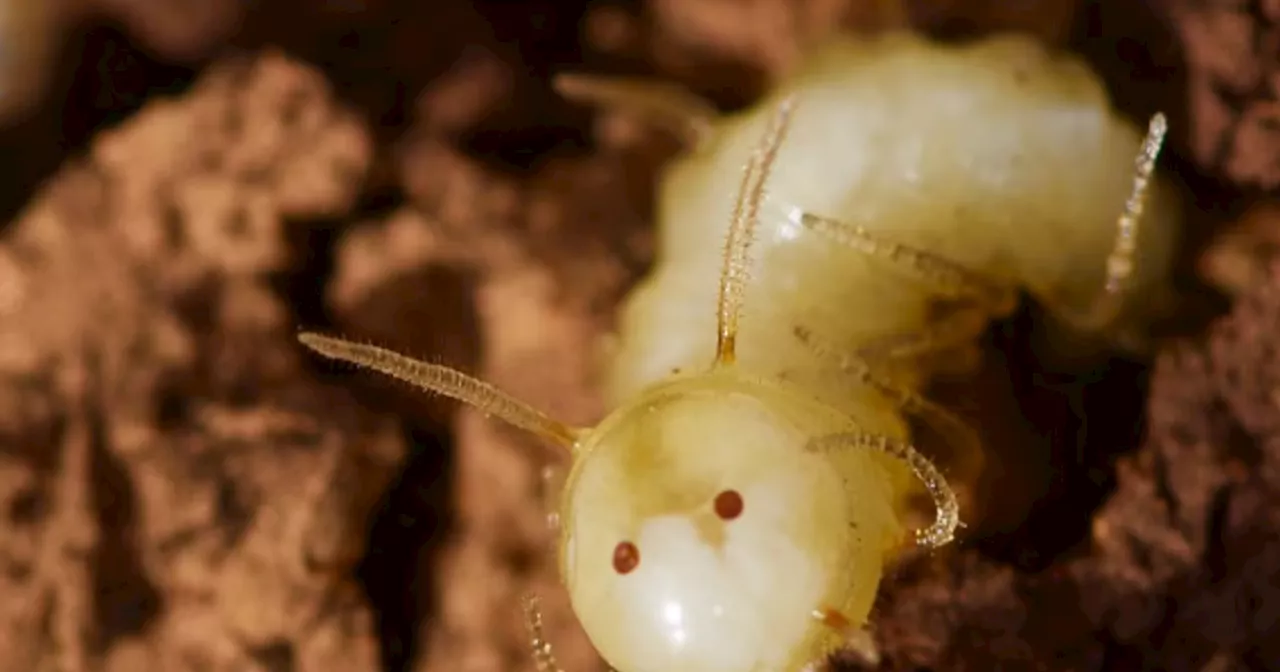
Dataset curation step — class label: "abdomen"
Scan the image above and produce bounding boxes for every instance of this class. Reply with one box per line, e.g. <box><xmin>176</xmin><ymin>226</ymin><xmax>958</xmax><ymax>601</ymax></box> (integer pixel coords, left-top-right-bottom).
<box><xmin>606</xmin><ymin>31</ymin><xmax>1179</xmax><ymax>418</ymax></box>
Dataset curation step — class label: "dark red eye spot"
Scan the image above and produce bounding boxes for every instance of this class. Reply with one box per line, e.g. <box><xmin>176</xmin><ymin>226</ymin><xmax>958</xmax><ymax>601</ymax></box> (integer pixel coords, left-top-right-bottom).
<box><xmin>613</xmin><ymin>541</ymin><xmax>640</xmax><ymax>574</ymax></box>
<box><xmin>714</xmin><ymin>489</ymin><xmax>744</xmax><ymax>520</ymax></box>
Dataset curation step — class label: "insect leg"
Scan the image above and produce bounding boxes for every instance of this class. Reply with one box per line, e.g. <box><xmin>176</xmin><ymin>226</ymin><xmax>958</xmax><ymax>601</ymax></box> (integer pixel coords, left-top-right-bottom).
<box><xmin>796</xmin><ymin>324</ymin><xmax>981</xmax><ymax>528</ymax></box>
<box><xmin>807</xmin><ymin>431</ymin><xmax>960</xmax><ymax>548</ymax></box>
<box><xmin>522</xmin><ymin>594</ymin><xmax>567</xmax><ymax>672</ymax></box>
<box><xmin>797</xmin><ymin>211</ymin><xmax>1018</xmax><ymax>313</ymax></box>
<box><xmin>1047</xmin><ymin>113</ymin><xmax>1169</xmax><ymax>333</ymax></box>
<box><xmin>850</xmin><ymin>307</ymin><xmax>989</xmax><ymax>373</ymax></box>
<box><xmin>794</xmin><ymin>325</ymin><xmax>982</xmax><ymax>465</ymax></box>
<box><xmin>553</xmin><ymin>72</ymin><xmax>718</xmax><ymax>146</ymax></box>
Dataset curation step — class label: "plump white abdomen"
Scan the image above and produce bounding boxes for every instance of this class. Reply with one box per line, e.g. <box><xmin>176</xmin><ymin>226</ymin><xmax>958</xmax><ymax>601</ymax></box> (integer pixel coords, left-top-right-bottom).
<box><xmin>606</xmin><ymin>32</ymin><xmax>1180</xmax><ymax>409</ymax></box>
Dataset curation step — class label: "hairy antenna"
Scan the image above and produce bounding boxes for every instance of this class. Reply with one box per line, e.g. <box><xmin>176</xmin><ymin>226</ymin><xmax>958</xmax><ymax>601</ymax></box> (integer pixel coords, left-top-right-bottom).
<box><xmin>1065</xmin><ymin>112</ymin><xmax>1168</xmax><ymax>330</ymax></box>
<box><xmin>808</xmin><ymin>431</ymin><xmax>961</xmax><ymax>548</ymax></box>
<box><xmin>714</xmin><ymin>96</ymin><xmax>798</xmax><ymax>366</ymax></box>
<box><xmin>297</xmin><ymin>332</ymin><xmax>580</xmax><ymax>449</ymax></box>
<box><xmin>522</xmin><ymin>594</ymin><xmax>569</xmax><ymax>672</ymax></box>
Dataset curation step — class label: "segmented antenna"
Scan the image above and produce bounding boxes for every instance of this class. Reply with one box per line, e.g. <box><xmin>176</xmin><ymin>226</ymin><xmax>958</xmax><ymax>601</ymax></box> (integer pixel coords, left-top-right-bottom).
<box><xmin>297</xmin><ymin>333</ymin><xmax>580</xmax><ymax>449</ymax></box>
<box><xmin>522</xmin><ymin>594</ymin><xmax>568</xmax><ymax>672</ymax></box>
<box><xmin>714</xmin><ymin>96</ymin><xmax>798</xmax><ymax>366</ymax></box>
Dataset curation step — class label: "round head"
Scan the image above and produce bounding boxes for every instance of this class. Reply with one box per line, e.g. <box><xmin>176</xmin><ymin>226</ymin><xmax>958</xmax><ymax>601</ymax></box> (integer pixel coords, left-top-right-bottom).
<box><xmin>557</xmin><ymin>373</ymin><xmax>903</xmax><ymax>672</ymax></box>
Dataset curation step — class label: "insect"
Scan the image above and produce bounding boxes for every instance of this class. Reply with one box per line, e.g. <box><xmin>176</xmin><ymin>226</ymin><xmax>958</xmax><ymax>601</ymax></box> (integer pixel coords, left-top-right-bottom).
<box><xmin>298</xmin><ymin>30</ymin><xmax>1176</xmax><ymax>672</ymax></box>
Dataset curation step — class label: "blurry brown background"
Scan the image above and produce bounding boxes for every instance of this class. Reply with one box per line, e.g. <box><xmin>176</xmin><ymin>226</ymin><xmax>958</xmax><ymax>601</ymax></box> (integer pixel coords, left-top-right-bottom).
<box><xmin>1</xmin><ymin>1</ymin><xmax>1279</xmax><ymax>671</ymax></box>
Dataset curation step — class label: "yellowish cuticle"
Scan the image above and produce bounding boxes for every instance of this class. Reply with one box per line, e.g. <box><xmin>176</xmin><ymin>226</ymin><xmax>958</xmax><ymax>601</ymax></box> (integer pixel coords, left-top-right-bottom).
<box><xmin>297</xmin><ymin>27</ymin><xmax>1179</xmax><ymax>672</ymax></box>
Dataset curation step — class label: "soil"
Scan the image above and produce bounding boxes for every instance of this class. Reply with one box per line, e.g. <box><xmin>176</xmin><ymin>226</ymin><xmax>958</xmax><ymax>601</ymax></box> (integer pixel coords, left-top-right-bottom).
<box><xmin>0</xmin><ymin>1</ymin><xmax>1278</xmax><ymax>671</ymax></box>
<box><xmin>1159</xmin><ymin>0</ymin><xmax>1280</xmax><ymax>189</ymax></box>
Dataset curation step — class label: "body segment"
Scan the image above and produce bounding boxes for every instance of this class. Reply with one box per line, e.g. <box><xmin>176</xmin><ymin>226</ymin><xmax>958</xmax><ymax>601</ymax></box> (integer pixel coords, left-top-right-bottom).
<box><xmin>608</xmin><ymin>32</ymin><xmax>1179</xmax><ymax>407</ymax></box>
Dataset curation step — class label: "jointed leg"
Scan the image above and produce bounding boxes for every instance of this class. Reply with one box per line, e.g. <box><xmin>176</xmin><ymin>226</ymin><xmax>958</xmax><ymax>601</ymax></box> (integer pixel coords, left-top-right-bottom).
<box><xmin>798</xmin><ymin>211</ymin><xmax>1018</xmax><ymax>314</ymax></box>
<box><xmin>553</xmin><ymin>73</ymin><xmax>718</xmax><ymax>146</ymax></box>
<box><xmin>794</xmin><ymin>325</ymin><xmax>982</xmax><ymax>468</ymax></box>
<box><xmin>850</xmin><ymin>307</ymin><xmax>989</xmax><ymax>367</ymax></box>
<box><xmin>522</xmin><ymin>594</ymin><xmax>567</xmax><ymax>672</ymax></box>
<box><xmin>796</xmin><ymin>329</ymin><xmax>963</xmax><ymax>549</ymax></box>
<box><xmin>807</xmin><ymin>431</ymin><xmax>960</xmax><ymax>548</ymax></box>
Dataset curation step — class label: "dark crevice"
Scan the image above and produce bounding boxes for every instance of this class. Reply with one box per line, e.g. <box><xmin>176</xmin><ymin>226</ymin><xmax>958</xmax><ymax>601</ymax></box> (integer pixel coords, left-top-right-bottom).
<box><xmin>1224</xmin><ymin>417</ymin><xmax>1267</xmax><ymax>469</ymax></box>
<box><xmin>458</xmin><ymin>0</ymin><xmax>595</xmax><ymax>170</ymax></box>
<box><xmin>1098</xmin><ymin>634</ymin><xmax>1145</xmax><ymax>671</ymax></box>
<box><xmin>1202</xmin><ymin>485</ymin><xmax>1233</xmax><ymax>583</ymax></box>
<box><xmin>214</xmin><ymin>474</ymin><xmax>254</xmax><ymax>551</ymax></box>
<box><xmin>958</xmin><ymin>301</ymin><xmax>1152</xmax><ymax>572</ymax></box>
<box><xmin>1070</xmin><ymin>0</ymin><xmax>1186</xmax><ymax>129</ymax></box>
<box><xmin>8</xmin><ymin>487</ymin><xmax>46</xmax><ymax>526</ymax></box>
<box><xmin>270</xmin><ymin>92</ymin><xmax>479</xmax><ymax>670</ymax></box>
<box><xmin>300</xmin><ymin>259</ymin><xmax>480</xmax><ymax>672</ymax></box>
<box><xmin>86</xmin><ymin>383</ymin><xmax>163</xmax><ymax>648</ymax></box>
<box><xmin>294</xmin><ymin>259</ymin><xmax>476</xmax><ymax>672</ymax></box>
<box><xmin>153</xmin><ymin>380</ymin><xmax>194</xmax><ymax>430</ymax></box>
<box><xmin>273</xmin><ymin>219</ymin><xmax>344</xmax><ymax>335</ymax></box>
<box><xmin>229</xmin><ymin>0</ymin><xmax>599</xmax><ymax>171</ymax></box>
<box><xmin>272</xmin><ymin>185</ymin><xmax>407</xmax><ymax>337</ymax></box>
<box><xmin>246</xmin><ymin>639</ymin><xmax>296</xmax><ymax>672</ymax></box>
<box><xmin>357</xmin><ymin>425</ymin><xmax>455</xmax><ymax>672</ymax></box>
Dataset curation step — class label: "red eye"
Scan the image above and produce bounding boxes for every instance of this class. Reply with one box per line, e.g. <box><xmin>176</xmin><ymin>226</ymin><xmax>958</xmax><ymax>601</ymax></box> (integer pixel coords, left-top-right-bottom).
<box><xmin>714</xmin><ymin>489</ymin><xmax>744</xmax><ymax>520</ymax></box>
<box><xmin>613</xmin><ymin>541</ymin><xmax>640</xmax><ymax>574</ymax></box>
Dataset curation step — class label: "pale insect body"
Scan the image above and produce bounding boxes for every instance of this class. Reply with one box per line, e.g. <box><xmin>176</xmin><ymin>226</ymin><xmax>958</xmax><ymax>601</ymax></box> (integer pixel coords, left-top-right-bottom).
<box><xmin>605</xmin><ymin>31</ymin><xmax>1181</xmax><ymax>408</ymax></box>
<box><xmin>298</xmin><ymin>30</ymin><xmax>1177</xmax><ymax>672</ymax></box>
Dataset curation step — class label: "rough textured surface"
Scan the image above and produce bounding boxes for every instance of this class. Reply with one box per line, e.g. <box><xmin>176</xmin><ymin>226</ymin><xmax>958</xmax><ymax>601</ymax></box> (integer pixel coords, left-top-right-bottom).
<box><xmin>0</xmin><ymin>51</ymin><xmax>389</xmax><ymax>671</ymax></box>
<box><xmin>1156</xmin><ymin>0</ymin><xmax>1280</xmax><ymax>188</ymax></box>
<box><xmin>864</xmin><ymin>260</ymin><xmax>1280</xmax><ymax>669</ymax></box>
<box><xmin>1</xmin><ymin>1</ymin><xmax>1278</xmax><ymax>671</ymax></box>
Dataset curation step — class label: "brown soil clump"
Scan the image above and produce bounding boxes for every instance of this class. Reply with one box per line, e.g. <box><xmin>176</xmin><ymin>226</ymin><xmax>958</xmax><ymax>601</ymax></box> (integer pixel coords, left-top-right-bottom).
<box><xmin>1156</xmin><ymin>0</ymin><xmax>1280</xmax><ymax>188</ymax></box>
<box><xmin>0</xmin><ymin>51</ymin><xmax>389</xmax><ymax>671</ymax></box>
